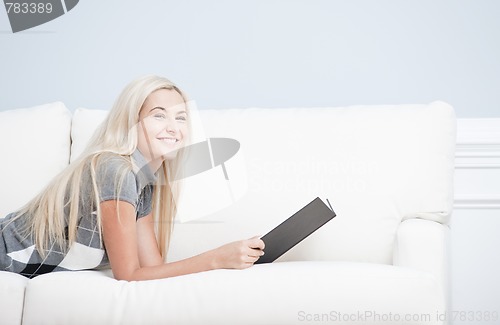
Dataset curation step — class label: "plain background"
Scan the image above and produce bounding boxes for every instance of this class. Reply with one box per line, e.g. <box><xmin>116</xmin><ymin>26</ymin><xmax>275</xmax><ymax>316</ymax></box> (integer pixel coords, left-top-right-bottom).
<box><xmin>0</xmin><ymin>0</ymin><xmax>499</xmax><ymax>117</ymax></box>
<box><xmin>1</xmin><ymin>1</ymin><xmax>499</xmax><ymax>323</ymax></box>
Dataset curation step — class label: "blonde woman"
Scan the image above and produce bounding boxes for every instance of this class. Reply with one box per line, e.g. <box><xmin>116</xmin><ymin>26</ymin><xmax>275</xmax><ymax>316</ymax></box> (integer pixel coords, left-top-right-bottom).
<box><xmin>0</xmin><ymin>75</ymin><xmax>265</xmax><ymax>280</ymax></box>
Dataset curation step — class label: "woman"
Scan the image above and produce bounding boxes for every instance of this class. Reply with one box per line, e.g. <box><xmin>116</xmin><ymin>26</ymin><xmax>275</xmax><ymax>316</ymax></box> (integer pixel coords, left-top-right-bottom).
<box><xmin>0</xmin><ymin>75</ymin><xmax>265</xmax><ymax>280</ymax></box>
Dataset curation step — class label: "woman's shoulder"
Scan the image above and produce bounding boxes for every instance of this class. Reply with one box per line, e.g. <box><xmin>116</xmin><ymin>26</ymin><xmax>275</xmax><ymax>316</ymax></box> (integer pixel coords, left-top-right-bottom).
<box><xmin>87</xmin><ymin>152</ymin><xmax>141</xmax><ymax>202</ymax></box>
<box><xmin>91</xmin><ymin>151</ymin><xmax>132</xmax><ymax>168</ymax></box>
<box><xmin>86</xmin><ymin>152</ymin><xmax>136</xmax><ymax>183</ymax></box>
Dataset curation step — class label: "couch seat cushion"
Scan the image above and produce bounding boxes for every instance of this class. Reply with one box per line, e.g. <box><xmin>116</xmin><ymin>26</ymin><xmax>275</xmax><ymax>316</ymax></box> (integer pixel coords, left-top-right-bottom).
<box><xmin>22</xmin><ymin>261</ymin><xmax>444</xmax><ymax>325</ymax></box>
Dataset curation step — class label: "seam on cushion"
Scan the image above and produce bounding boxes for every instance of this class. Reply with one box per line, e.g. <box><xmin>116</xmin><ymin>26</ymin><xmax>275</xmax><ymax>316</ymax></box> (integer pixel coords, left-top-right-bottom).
<box><xmin>20</xmin><ymin>280</ymin><xmax>28</xmax><ymax>325</ymax></box>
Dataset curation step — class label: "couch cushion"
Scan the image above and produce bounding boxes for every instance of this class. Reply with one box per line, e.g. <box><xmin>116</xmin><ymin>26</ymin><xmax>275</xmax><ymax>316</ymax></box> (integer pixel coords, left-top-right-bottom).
<box><xmin>0</xmin><ymin>102</ymin><xmax>71</xmax><ymax>218</ymax></box>
<box><xmin>22</xmin><ymin>262</ymin><xmax>444</xmax><ymax>325</ymax></box>
<box><xmin>0</xmin><ymin>271</ymin><xmax>29</xmax><ymax>325</ymax></box>
<box><xmin>70</xmin><ymin>108</ymin><xmax>108</xmax><ymax>162</ymax></box>
<box><xmin>169</xmin><ymin>102</ymin><xmax>456</xmax><ymax>265</ymax></box>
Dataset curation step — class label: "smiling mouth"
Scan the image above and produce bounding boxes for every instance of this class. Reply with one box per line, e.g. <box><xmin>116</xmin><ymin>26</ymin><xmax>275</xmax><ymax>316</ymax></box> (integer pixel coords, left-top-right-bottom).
<box><xmin>159</xmin><ymin>137</ymin><xmax>179</xmax><ymax>143</ymax></box>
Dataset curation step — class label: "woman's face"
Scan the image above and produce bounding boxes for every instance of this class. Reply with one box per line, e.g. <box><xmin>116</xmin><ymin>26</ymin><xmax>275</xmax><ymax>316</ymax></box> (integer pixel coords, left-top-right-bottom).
<box><xmin>137</xmin><ymin>88</ymin><xmax>188</xmax><ymax>170</ymax></box>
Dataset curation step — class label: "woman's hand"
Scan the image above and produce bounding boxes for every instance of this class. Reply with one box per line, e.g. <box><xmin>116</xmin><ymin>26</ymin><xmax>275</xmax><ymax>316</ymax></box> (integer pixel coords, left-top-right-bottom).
<box><xmin>210</xmin><ymin>236</ymin><xmax>265</xmax><ymax>270</ymax></box>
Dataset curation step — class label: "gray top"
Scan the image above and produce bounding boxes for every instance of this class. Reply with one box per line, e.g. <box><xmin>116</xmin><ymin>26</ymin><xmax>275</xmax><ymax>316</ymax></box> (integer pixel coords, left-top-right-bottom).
<box><xmin>0</xmin><ymin>149</ymin><xmax>157</xmax><ymax>278</ymax></box>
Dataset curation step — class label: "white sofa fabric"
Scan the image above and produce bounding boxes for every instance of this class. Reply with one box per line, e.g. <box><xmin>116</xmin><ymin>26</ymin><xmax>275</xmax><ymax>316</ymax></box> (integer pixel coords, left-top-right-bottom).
<box><xmin>0</xmin><ymin>101</ymin><xmax>455</xmax><ymax>325</ymax></box>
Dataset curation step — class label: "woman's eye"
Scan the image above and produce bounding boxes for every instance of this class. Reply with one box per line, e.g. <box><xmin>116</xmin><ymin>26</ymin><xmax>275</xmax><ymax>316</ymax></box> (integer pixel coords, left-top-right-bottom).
<box><xmin>176</xmin><ymin>116</ymin><xmax>187</xmax><ymax>121</ymax></box>
<box><xmin>154</xmin><ymin>113</ymin><xmax>166</xmax><ymax>119</ymax></box>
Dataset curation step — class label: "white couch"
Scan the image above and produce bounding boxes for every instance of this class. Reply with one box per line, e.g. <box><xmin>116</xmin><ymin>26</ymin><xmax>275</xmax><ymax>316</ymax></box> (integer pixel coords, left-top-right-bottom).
<box><xmin>0</xmin><ymin>101</ymin><xmax>455</xmax><ymax>325</ymax></box>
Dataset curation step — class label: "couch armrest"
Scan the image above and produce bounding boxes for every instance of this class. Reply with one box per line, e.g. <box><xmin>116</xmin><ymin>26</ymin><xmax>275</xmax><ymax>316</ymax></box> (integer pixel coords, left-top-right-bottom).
<box><xmin>393</xmin><ymin>219</ymin><xmax>450</xmax><ymax>303</ymax></box>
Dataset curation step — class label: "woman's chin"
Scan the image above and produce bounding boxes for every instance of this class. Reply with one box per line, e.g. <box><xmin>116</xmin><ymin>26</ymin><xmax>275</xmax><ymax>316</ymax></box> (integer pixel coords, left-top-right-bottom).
<box><xmin>161</xmin><ymin>151</ymin><xmax>178</xmax><ymax>161</ymax></box>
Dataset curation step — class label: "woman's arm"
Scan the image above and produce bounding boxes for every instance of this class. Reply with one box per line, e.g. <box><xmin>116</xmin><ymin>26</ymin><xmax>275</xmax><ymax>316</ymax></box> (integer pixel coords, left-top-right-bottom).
<box><xmin>101</xmin><ymin>200</ymin><xmax>265</xmax><ymax>281</ymax></box>
<box><xmin>136</xmin><ymin>213</ymin><xmax>163</xmax><ymax>267</ymax></box>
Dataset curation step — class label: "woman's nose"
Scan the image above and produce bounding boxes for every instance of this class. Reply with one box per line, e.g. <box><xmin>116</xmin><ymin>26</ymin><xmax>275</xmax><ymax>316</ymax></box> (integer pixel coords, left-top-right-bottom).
<box><xmin>166</xmin><ymin>120</ymin><xmax>178</xmax><ymax>134</ymax></box>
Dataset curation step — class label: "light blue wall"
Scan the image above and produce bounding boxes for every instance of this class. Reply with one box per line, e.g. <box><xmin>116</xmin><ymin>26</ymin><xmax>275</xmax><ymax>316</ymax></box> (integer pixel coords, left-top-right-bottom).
<box><xmin>1</xmin><ymin>0</ymin><xmax>499</xmax><ymax>117</ymax></box>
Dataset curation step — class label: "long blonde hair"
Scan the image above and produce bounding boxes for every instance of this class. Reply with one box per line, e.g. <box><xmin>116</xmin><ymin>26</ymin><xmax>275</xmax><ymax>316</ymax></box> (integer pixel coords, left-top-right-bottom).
<box><xmin>14</xmin><ymin>75</ymin><xmax>190</xmax><ymax>259</ymax></box>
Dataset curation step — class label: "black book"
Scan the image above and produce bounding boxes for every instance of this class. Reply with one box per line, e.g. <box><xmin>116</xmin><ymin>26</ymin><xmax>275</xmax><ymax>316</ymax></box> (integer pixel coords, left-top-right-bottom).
<box><xmin>255</xmin><ymin>197</ymin><xmax>336</xmax><ymax>264</ymax></box>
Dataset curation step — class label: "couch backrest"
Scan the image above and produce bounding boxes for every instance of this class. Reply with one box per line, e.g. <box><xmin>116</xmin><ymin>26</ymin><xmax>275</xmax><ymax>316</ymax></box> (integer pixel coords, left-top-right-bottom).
<box><xmin>70</xmin><ymin>102</ymin><xmax>456</xmax><ymax>265</ymax></box>
<box><xmin>0</xmin><ymin>102</ymin><xmax>71</xmax><ymax>218</ymax></box>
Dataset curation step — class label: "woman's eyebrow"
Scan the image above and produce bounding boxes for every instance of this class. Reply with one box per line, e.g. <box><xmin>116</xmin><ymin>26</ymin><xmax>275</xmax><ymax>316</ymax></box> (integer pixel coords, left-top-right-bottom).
<box><xmin>149</xmin><ymin>107</ymin><xmax>187</xmax><ymax>115</ymax></box>
<box><xmin>149</xmin><ymin>106</ymin><xmax>166</xmax><ymax>113</ymax></box>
